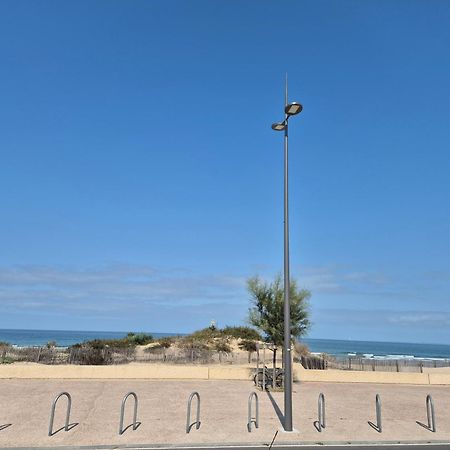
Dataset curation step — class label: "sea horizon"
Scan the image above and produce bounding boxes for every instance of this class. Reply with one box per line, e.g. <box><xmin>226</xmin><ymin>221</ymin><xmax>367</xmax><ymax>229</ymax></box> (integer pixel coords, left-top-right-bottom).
<box><xmin>1</xmin><ymin>328</ymin><xmax>450</xmax><ymax>360</ymax></box>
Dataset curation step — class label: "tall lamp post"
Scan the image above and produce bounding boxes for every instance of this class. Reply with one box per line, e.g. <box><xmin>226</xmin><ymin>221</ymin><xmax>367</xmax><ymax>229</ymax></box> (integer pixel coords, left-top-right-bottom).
<box><xmin>271</xmin><ymin>77</ymin><xmax>303</xmax><ymax>432</ymax></box>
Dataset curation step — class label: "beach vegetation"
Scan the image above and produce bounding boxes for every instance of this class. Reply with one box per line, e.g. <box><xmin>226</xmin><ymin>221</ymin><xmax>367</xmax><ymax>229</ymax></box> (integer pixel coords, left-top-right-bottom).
<box><xmin>144</xmin><ymin>343</ymin><xmax>164</xmax><ymax>352</ymax></box>
<box><xmin>213</xmin><ymin>339</ymin><xmax>232</xmax><ymax>363</ymax></box>
<box><xmin>0</xmin><ymin>341</ymin><xmax>12</xmax><ymax>364</ymax></box>
<box><xmin>158</xmin><ymin>336</ymin><xmax>175</xmax><ymax>348</ymax></box>
<box><xmin>188</xmin><ymin>327</ymin><xmax>223</xmax><ymax>342</ymax></box>
<box><xmin>125</xmin><ymin>332</ymin><xmax>154</xmax><ymax>345</ymax></box>
<box><xmin>179</xmin><ymin>336</ymin><xmax>211</xmax><ymax>362</ymax></box>
<box><xmin>71</xmin><ymin>333</ymin><xmax>154</xmax><ymax>351</ymax></box>
<box><xmin>187</xmin><ymin>325</ymin><xmax>260</xmax><ymax>342</ymax></box>
<box><xmin>67</xmin><ymin>333</ymin><xmax>152</xmax><ymax>365</ymax></box>
<box><xmin>294</xmin><ymin>342</ymin><xmax>310</xmax><ymax>357</ymax></box>
<box><xmin>221</xmin><ymin>326</ymin><xmax>261</xmax><ymax>341</ymax></box>
<box><xmin>248</xmin><ymin>274</ymin><xmax>310</xmax><ymax>366</ymax></box>
<box><xmin>0</xmin><ymin>356</ymin><xmax>14</xmax><ymax>364</ymax></box>
<box><xmin>213</xmin><ymin>339</ymin><xmax>232</xmax><ymax>354</ymax></box>
<box><xmin>69</xmin><ymin>339</ymin><xmax>135</xmax><ymax>365</ymax></box>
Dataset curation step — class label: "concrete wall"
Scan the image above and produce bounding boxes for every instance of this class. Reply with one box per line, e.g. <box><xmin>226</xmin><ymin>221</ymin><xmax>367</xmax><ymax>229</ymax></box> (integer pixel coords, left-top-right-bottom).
<box><xmin>428</xmin><ymin>373</ymin><xmax>450</xmax><ymax>385</ymax></box>
<box><xmin>208</xmin><ymin>366</ymin><xmax>253</xmax><ymax>380</ymax></box>
<box><xmin>0</xmin><ymin>364</ymin><xmax>209</xmax><ymax>380</ymax></box>
<box><xmin>0</xmin><ymin>364</ymin><xmax>253</xmax><ymax>381</ymax></box>
<box><xmin>2</xmin><ymin>363</ymin><xmax>450</xmax><ymax>385</ymax></box>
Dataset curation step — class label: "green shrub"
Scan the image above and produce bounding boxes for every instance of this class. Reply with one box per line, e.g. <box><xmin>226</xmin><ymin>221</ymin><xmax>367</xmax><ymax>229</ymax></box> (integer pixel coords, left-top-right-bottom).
<box><xmin>126</xmin><ymin>333</ymin><xmax>154</xmax><ymax>345</ymax></box>
<box><xmin>222</xmin><ymin>326</ymin><xmax>261</xmax><ymax>340</ymax></box>
<box><xmin>179</xmin><ymin>336</ymin><xmax>209</xmax><ymax>351</ymax></box>
<box><xmin>75</xmin><ymin>333</ymin><xmax>153</xmax><ymax>350</ymax></box>
<box><xmin>188</xmin><ymin>327</ymin><xmax>222</xmax><ymax>342</ymax></box>
<box><xmin>186</xmin><ymin>325</ymin><xmax>261</xmax><ymax>342</ymax></box>
<box><xmin>0</xmin><ymin>356</ymin><xmax>14</xmax><ymax>364</ymax></box>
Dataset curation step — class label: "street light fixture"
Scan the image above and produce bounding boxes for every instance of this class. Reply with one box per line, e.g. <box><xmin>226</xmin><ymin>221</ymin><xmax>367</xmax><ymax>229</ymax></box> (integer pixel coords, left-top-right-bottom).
<box><xmin>285</xmin><ymin>102</ymin><xmax>303</xmax><ymax>116</ymax></box>
<box><xmin>271</xmin><ymin>77</ymin><xmax>303</xmax><ymax>432</ymax></box>
<box><xmin>271</xmin><ymin>122</ymin><xmax>287</xmax><ymax>131</ymax></box>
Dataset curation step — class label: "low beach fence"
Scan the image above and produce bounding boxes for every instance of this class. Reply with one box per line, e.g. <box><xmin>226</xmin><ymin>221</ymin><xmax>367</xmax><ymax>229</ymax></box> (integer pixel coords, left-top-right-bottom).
<box><xmin>298</xmin><ymin>355</ymin><xmax>450</xmax><ymax>373</ymax></box>
<box><xmin>3</xmin><ymin>344</ymin><xmax>449</xmax><ymax>371</ymax></box>
<box><xmin>326</xmin><ymin>357</ymin><xmax>450</xmax><ymax>373</ymax></box>
<box><xmin>299</xmin><ymin>355</ymin><xmax>328</xmax><ymax>370</ymax></box>
<box><xmin>0</xmin><ymin>346</ymin><xmax>135</xmax><ymax>365</ymax></box>
<box><xmin>0</xmin><ymin>345</ymin><xmax>256</xmax><ymax>366</ymax></box>
<box><xmin>136</xmin><ymin>348</ymin><xmax>257</xmax><ymax>365</ymax></box>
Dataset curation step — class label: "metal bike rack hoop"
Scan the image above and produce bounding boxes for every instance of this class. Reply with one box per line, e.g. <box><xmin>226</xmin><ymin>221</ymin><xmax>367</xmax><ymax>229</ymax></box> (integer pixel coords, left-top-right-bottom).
<box><xmin>48</xmin><ymin>392</ymin><xmax>72</xmax><ymax>437</ymax></box>
<box><xmin>186</xmin><ymin>391</ymin><xmax>201</xmax><ymax>433</ymax></box>
<box><xmin>318</xmin><ymin>392</ymin><xmax>326</xmax><ymax>432</ymax></box>
<box><xmin>119</xmin><ymin>391</ymin><xmax>140</xmax><ymax>435</ymax></box>
<box><xmin>247</xmin><ymin>391</ymin><xmax>259</xmax><ymax>432</ymax></box>
<box><xmin>426</xmin><ymin>394</ymin><xmax>436</xmax><ymax>432</ymax></box>
<box><xmin>375</xmin><ymin>394</ymin><xmax>382</xmax><ymax>433</ymax></box>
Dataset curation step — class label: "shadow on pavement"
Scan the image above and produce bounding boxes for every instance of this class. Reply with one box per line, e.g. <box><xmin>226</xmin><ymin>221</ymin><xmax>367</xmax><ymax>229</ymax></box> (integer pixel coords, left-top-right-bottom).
<box><xmin>120</xmin><ymin>421</ymin><xmax>142</xmax><ymax>435</ymax></box>
<box><xmin>416</xmin><ymin>420</ymin><xmax>434</xmax><ymax>432</ymax></box>
<box><xmin>368</xmin><ymin>420</ymin><xmax>381</xmax><ymax>433</ymax></box>
<box><xmin>265</xmin><ymin>390</ymin><xmax>284</xmax><ymax>427</ymax></box>
<box><xmin>50</xmin><ymin>422</ymin><xmax>78</xmax><ymax>436</ymax></box>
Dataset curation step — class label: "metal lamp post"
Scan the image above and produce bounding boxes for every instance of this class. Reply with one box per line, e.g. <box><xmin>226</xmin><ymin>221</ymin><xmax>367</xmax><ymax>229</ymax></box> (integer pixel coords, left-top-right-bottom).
<box><xmin>271</xmin><ymin>77</ymin><xmax>303</xmax><ymax>432</ymax></box>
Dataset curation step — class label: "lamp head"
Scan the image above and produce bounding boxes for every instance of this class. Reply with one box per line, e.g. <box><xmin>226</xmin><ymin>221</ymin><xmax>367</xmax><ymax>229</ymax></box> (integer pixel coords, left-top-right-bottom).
<box><xmin>285</xmin><ymin>102</ymin><xmax>303</xmax><ymax>116</ymax></box>
<box><xmin>271</xmin><ymin>122</ymin><xmax>286</xmax><ymax>131</ymax></box>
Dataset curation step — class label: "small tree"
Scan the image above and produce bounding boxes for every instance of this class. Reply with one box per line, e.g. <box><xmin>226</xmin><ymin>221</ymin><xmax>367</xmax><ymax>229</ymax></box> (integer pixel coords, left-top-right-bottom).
<box><xmin>248</xmin><ymin>275</ymin><xmax>310</xmax><ymax>367</ymax></box>
<box><xmin>238</xmin><ymin>339</ymin><xmax>258</xmax><ymax>363</ymax></box>
<box><xmin>214</xmin><ymin>339</ymin><xmax>232</xmax><ymax>363</ymax></box>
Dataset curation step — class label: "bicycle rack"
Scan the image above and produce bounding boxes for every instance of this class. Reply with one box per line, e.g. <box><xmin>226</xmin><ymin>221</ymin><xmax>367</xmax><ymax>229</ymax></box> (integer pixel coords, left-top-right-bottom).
<box><xmin>119</xmin><ymin>392</ymin><xmax>140</xmax><ymax>435</ymax></box>
<box><xmin>317</xmin><ymin>393</ymin><xmax>325</xmax><ymax>432</ymax></box>
<box><xmin>375</xmin><ymin>394</ymin><xmax>382</xmax><ymax>433</ymax></box>
<box><xmin>426</xmin><ymin>394</ymin><xmax>436</xmax><ymax>432</ymax></box>
<box><xmin>186</xmin><ymin>392</ymin><xmax>201</xmax><ymax>433</ymax></box>
<box><xmin>247</xmin><ymin>391</ymin><xmax>259</xmax><ymax>432</ymax></box>
<box><xmin>262</xmin><ymin>364</ymin><xmax>266</xmax><ymax>391</ymax></box>
<box><xmin>48</xmin><ymin>392</ymin><xmax>72</xmax><ymax>436</ymax></box>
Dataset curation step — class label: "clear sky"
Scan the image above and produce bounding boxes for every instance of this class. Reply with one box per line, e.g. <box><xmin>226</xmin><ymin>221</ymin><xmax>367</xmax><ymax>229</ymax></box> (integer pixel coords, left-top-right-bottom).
<box><xmin>1</xmin><ymin>1</ymin><xmax>450</xmax><ymax>343</ymax></box>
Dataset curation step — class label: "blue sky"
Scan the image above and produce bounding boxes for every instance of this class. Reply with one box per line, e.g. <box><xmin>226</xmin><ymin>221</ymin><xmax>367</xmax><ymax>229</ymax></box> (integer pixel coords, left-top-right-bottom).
<box><xmin>1</xmin><ymin>1</ymin><xmax>450</xmax><ymax>343</ymax></box>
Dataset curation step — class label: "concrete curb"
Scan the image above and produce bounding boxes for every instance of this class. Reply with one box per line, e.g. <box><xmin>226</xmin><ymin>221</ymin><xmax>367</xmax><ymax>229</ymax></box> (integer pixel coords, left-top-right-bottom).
<box><xmin>3</xmin><ymin>441</ymin><xmax>450</xmax><ymax>450</ymax></box>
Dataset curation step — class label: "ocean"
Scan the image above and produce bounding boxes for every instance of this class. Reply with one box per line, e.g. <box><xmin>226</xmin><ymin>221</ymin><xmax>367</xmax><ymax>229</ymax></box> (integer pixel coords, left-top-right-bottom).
<box><xmin>301</xmin><ymin>338</ymin><xmax>450</xmax><ymax>360</ymax></box>
<box><xmin>0</xmin><ymin>329</ymin><xmax>180</xmax><ymax>348</ymax></box>
<box><xmin>1</xmin><ymin>329</ymin><xmax>450</xmax><ymax>360</ymax></box>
